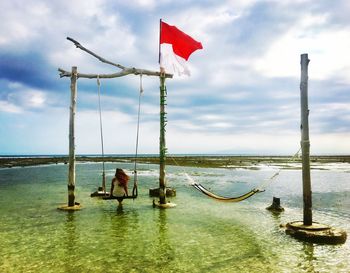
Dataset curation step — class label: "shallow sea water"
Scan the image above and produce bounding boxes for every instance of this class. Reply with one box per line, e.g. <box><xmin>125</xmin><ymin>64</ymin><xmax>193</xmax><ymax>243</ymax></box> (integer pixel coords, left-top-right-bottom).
<box><xmin>0</xmin><ymin>162</ymin><xmax>349</xmax><ymax>273</ymax></box>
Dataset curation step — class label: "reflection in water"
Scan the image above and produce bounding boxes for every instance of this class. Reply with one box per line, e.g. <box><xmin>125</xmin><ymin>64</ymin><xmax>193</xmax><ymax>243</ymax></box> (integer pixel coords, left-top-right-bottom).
<box><xmin>107</xmin><ymin>202</ymin><xmax>141</xmax><ymax>270</ymax></box>
<box><xmin>269</xmin><ymin>210</ymin><xmax>283</xmax><ymax>221</ymax></box>
<box><xmin>116</xmin><ymin>203</ymin><xmax>124</xmax><ymax>215</ymax></box>
<box><xmin>299</xmin><ymin>243</ymin><xmax>316</xmax><ymax>273</ymax></box>
<box><xmin>64</xmin><ymin>212</ymin><xmax>79</xmax><ymax>272</ymax></box>
<box><xmin>157</xmin><ymin>209</ymin><xmax>174</xmax><ymax>268</ymax></box>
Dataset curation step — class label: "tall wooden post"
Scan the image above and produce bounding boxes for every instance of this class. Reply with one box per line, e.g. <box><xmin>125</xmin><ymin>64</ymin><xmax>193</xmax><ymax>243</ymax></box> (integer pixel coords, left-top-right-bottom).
<box><xmin>286</xmin><ymin>54</ymin><xmax>346</xmax><ymax>244</ymax></box>
<box><xmin>300</xmin><ymin>54</ymin><xmax>312</xmax><ymax>225</ymax></box>
<box><xmin>68</xmin><ymin>66</ymin><xmax>77</xmax><ymax>207</ymax></box>
<box><xmin>159</xmin><ymin>75</ymin><xmax>167</xmax><ymax>205</ymax></box>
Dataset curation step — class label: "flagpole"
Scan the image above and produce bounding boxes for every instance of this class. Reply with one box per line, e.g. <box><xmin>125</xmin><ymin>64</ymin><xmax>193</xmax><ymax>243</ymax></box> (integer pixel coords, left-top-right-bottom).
<box><xmin>159</xmin><ymin>74</ymin><xmax>167</xmax><ymax>205</ymax></box>
<box><xmin>158</xmin><ymin>19</ymin><xmax>165</xmax><ymax>205</ymax></box>
<box><xmin>151</xmin><ymin>18</ymin><xmax>177</xmax><ymax>208</ymax></box>
<box><xmin>158</xmin><ymin>18</ymin><xmax>162</xmax><ymax>64</ymax></box>
<box><xmin>159</xmin><ymin>18</ymin><xmax>167</xmax><ymax>205</ymax></box>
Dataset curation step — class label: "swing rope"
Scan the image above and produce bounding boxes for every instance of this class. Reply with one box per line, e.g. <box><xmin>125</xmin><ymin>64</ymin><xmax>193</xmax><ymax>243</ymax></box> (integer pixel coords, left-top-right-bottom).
<box><xmin>97</xmin><ymin>75</ymin><xmax>107</xmax><ymax>193</ymax></box>
<box><xmin>102</xmin><ymin>74</ymin><xmax>143</xmax><ymax>201</ymax></box>
<box><xmin>93</xmin><ymin>74</ymin><xmax>144</xmax><ymax>200</ymax></box>
<box><xmin>254</xmin><ymin>147</ymin><xmax>301</xmax><ymax>191</ymax></box>
<box><xmin>132</xmin><ymin>73</ymin><xmax>143</xmax><ymax>197</ymax></box>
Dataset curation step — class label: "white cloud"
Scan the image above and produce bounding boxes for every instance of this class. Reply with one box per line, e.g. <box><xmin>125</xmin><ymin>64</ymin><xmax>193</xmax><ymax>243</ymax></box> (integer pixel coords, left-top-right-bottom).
<box><xmin>129</xmin><ymin>0</ymin><xmax>156</xmax><ymax>9</ymax></box>
<box><xmin>254</xmin><ymin>14</ymin><xmax>350</xmax><ymax>82</ymax></box>
<box><xmin>317</xmin><ymin>102</ymin><xmax>350</xmax><ymax>113</ymax></box>
<box><xmin>311</xmin><ymin>133</ymin><xmax>350</xmax><ymax>154</ymax></box>
<box><xmin>6</xmin><ymin>85</ymin><xmax>47</xmax><ymax>109</ymax></box>
<box><xmin>166</xmin><ymin>125</ymin><xmax>350</xmax><ymax>155</ymax></box>
<box><xmin>0</xmin><ymin>100</ymin><xmax>23</xmax><ymax>113</ymax></box>
<box><xmin>0</xmin><ymin>0</ymin><xmax>137</xmax><ymax>75</ymax></box>
<box><xmin>48</xmin><ymin>7</ymin><xmax>137</xmax><ymax>75</ymax></box>
<box><xmin>165</xmin><ymin>4</ymin><xmax>242</xmax><ymax>49</ymax></box>
<box><xmin>0</xmin><ymin>1</ymin><xmax>52</xmax><ymax>47</ymax></box>
<box><xmin>166</xmin><ymin>127</ymin><xmax>301</xmax><ymax>155</ymax></box>
<box><xmin>75</xmin><ymin>109</ymin><xmax>160</xmax><ymax>154</ymax></box>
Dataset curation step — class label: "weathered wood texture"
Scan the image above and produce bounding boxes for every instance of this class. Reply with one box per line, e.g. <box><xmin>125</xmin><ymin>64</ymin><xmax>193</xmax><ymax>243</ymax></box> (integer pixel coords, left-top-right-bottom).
<box><xmin>58</xmin><ymin>37</ymin><xmax>174</xmax><ymax>206</ymax></box>
<box><xmin>159</xmin><ymin>75</ymin><xmax>167</xmax><ymax>204</ymax></box>
<box><xmin>68</xmin><ymin>66</ymin><xmax>77</xmax><ymax>207</ymax></box>
<box><xmin>300</xmin><ymin>53</ymin><xmax>312</xmax><ymax>225</ymax></box>
<box><xmin>58</xmin><ymin>37</ymin><xmax>173</xmax><ymax>79</ymax></box>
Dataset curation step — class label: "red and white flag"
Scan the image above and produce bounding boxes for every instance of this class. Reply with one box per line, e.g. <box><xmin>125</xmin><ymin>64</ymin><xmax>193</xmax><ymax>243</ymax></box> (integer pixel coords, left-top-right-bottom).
<box><xmin>159</xmin><ymin>20</ymin><xmax>203</xmax><ymax>76</ymax></box>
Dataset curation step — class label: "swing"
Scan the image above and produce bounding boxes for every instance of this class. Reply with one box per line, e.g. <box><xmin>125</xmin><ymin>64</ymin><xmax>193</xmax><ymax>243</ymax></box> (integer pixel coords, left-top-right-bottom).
<box><xmin>91</xmin><ymin>73</ymin><xmax>143</xmax><ymax>202</ymax></box>
<box><xmin>91</xmin><ymin>75</ymin><xmax>109</xmax><ymax>197</ymax></box>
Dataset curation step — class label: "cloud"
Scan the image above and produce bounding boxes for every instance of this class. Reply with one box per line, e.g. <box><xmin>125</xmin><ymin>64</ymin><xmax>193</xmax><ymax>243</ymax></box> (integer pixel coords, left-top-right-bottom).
<box><xmin>0</xmin><ymin>101</ymin><xmax>22</xmax><ymax>113</ymax></box>
<box><xmin>0</xmin><ymin>0</ymin><xmax>349</xmax><ymax>155</ymax></box>
<box><xmin>0</xmin><ymin>1</ymin><xmax>50</xmax><ymax>47</ymax></box>
<box><xmin>9</xmin><ymin>90</ymin><xmax>46</xmax><ymax>109</ymax></box>
<box><xmin>254</xmin><ymin>15</ymin><xmax>350</xmax><ymax>81</ymax></box>
<box><xmin>165</xmin><ymin>127</ymin><xmax>302</xmax><ymax>155</ymax></box>
<box><xmin>0</xmin><ymin>81</ymin><xmax>56</xmax><ymax>113</ymax></box>
<box><xmin>0</xmin><ymin>52</ymin><xmax>58</xmax><ymax>89</ymax></box>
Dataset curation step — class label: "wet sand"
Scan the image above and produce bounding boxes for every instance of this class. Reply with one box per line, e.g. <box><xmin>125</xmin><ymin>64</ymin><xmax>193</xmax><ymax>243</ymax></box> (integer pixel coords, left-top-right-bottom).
<box><xmin>1</xmin><ymin>155</ymin><xmax>350</xmax><ymax>169</ymax></box>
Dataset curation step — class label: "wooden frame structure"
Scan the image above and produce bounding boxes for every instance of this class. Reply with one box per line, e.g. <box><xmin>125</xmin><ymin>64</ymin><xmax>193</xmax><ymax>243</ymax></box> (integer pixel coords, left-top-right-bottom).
<box><xmin>58</xmin><ymin>37</ymin><xmax>173</xmax><ymax>208</ymax></box>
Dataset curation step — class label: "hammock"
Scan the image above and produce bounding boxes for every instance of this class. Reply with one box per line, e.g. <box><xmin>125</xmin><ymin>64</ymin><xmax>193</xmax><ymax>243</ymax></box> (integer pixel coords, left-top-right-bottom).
<box><xmin>171</xmin><ymin>148</ymin><xmax>301</xmax><ymax>203</ymax></box>
<box><xmin>183</xmin><ymin>168</ymin><xmax>277</xmax><ymax>203</ymax></box>
<box><xmin>191</xmin><ymin>183</ymin><xmax>263</xmax><ymax>202</ymax></box>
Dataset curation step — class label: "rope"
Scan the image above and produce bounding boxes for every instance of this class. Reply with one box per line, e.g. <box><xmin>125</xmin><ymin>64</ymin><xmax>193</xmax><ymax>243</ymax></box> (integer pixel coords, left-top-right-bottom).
<box><xmin>97</xmin><ymin>75</ymin><xmax>106</xmax><ymax>192</ymax></box>
<box><xmin>132</xmin><ymin>73</ymin><xmax>143</xmax><ymax>197</ymax></box>
<box><xmin>93</xmin><ymin>74</ymin><xmax>145</xmax><ymax>198</ymax></box>
<box><xmin>255</xmin><ymin>147</ymin><xmax>301</xmax><ymax>191</ymax></box>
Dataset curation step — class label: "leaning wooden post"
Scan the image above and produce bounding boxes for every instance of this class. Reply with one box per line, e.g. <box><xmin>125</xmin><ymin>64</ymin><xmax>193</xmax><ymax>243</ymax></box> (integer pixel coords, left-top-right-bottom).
<box><xmin>68</xmin><ymin>66</ymin><xmax>78</xmax><ymax>207</ymax></box>
<box><xmin>159</xmin><ymin>74</ymin><xmax>167</xmax><ymax>205</ymax></box>
<box><xmin>300</xmin><ymin>54</ymin><xmax>312</xmax><ymax>225</ymax></box>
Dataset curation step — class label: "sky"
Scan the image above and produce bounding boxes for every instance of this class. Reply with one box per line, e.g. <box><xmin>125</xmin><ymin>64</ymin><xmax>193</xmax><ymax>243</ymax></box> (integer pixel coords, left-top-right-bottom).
<box><xmin>1</xmin><ymin>0</ymin><xmax>350</xmax><ymax>155</ymax></box>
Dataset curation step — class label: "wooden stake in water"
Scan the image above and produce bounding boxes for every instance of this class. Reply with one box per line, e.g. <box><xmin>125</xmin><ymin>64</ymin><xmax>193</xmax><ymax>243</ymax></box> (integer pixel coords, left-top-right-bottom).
<box><xmin>68</xmin><ymin>66</ymin><xmax>77</xmax><ymax>207</ymax></box>
<box><xmin>300</xmin><ymin>54</ymin><xmax>312</xmax><ymax>225</ymax></box>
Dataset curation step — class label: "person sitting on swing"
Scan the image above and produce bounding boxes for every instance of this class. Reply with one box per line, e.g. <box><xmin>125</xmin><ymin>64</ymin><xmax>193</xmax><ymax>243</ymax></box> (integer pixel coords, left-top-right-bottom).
<box><xmin>110</xmin><ymin>168</ymin><xmax>129</xmax><ymax>203</ymax></box>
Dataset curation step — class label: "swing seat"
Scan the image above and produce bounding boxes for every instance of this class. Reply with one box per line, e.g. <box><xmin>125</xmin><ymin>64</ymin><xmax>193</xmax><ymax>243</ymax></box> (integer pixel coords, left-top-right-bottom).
<box><xmin>102</xmin><ymin>186</ymin><xmax>138</xmax><ymax>201</ymax></box>
<box><xmin>90</xmin><ymin>190</ymin><xmax>110</xmax><ymax>197</ymax></box>
<box><xmin>102</xmin><ymin>194</ymin><xmax>137</xmax><ymax>201</ymax></box>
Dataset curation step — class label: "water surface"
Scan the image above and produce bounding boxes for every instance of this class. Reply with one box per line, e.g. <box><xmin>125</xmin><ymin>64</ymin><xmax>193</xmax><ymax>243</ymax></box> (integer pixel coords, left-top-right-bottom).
<box><xmin>0</xmin><ymin>162</ymin><xmax>349</xmax><ymax>272</ymax></box>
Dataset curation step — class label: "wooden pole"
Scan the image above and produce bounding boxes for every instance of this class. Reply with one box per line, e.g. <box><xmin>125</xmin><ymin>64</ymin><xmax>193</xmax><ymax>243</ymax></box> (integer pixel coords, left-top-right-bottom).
<box><xmin>68</xmin><ymin>66</ymin><xmax>77</xmax><ymax>207</ymax></box>
<box><xmin>159</xmin><ymin>75</ymin><xmax>167</xmax><ymax>204</ymax></box>
<box><xmin>300</xmin><ymin>54</ymin><xmax>312</xmax><ymax>225</ymax></box>
<box><xmin>285</xmin><ymin>54</ymin><xmax>347</xmax><ymax>244</ymax></box>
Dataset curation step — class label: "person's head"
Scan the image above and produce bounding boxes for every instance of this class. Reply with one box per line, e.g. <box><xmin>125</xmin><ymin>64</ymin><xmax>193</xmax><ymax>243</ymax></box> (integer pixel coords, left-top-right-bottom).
<box><xmin>115</xmin><ymin>168</ymin><xmax>129</xmax><ymax>185</ymax></box>
<box><xmin>115</xmin><ymin>168</ymin><xmax>124</xmax><ymax>177</ymax></box>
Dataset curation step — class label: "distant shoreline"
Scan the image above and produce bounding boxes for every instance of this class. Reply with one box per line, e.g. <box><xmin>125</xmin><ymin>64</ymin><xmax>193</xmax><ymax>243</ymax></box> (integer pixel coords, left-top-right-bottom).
<box><xmin>1</xmin><ymin>155</ymin><xmax>350</xmax><ymax>169</ymax></box>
